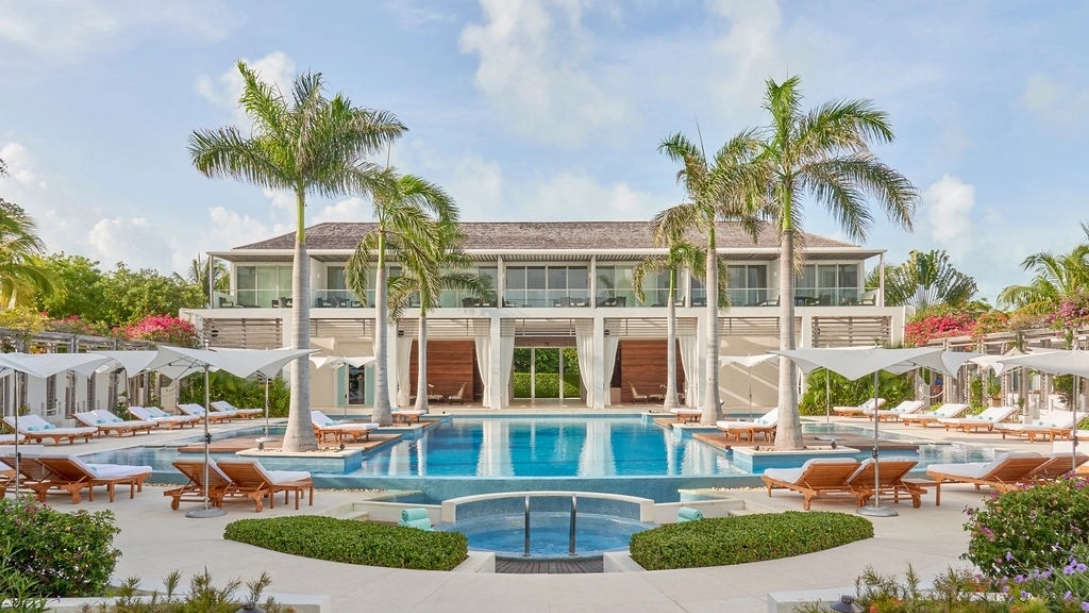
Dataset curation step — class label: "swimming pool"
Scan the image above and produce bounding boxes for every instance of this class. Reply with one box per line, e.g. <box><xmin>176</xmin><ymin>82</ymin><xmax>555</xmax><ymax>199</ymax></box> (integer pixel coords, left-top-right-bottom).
<box><xmin>87</xmin><ymin>414</ymin><xmax>995</xmax><ymax>503</ymax></box>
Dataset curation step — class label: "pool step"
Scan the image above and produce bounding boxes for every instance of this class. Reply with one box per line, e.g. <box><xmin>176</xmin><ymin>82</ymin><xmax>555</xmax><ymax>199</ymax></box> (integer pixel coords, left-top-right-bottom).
<box><xmin>326</xmin><ymin>502</ymin><xmax>371</xmax><ymax>521</ymax></box>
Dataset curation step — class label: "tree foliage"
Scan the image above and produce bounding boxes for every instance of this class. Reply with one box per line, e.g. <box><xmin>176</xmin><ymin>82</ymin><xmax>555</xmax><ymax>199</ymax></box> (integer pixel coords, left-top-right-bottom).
<box><xmin>874</xmin><ymin>249</ymin><xmax>976</xmax><ymax>310</ymax></box>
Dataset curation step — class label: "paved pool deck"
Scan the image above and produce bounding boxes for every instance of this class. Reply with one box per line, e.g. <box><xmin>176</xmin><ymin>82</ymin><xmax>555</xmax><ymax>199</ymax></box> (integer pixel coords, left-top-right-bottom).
<box><xmin>9</xmin><ymin>410</ymin><xmax>1079</xmax><ymax>613</ymax></box>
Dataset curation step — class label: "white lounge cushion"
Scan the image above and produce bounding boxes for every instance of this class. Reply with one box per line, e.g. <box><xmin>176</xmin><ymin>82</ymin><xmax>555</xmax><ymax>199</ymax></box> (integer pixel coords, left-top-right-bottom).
<box><xmin>928</xmin><ymin>452</ymin><xmax>1043</xmax><ymax>479</ymax></box>
<box><xmin>763</xmin><ymin>458</ymin><xmax>859</xmax><ymax>484</ymax></box>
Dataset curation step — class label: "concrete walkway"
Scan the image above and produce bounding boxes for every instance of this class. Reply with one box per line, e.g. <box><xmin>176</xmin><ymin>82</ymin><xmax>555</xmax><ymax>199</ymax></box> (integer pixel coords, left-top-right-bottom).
<box><xmin>10</xmin><ymin>411</ymin><xmax>1068</xmax><ymax>612</ymax></box>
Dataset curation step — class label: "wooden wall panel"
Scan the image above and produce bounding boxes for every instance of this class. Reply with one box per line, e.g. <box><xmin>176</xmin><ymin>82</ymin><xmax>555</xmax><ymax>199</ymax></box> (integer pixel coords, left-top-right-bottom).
<box><xmin>409</xmin><ymin>340</ymin><xmax>476</xmax><ymax>402</ymax></box>
<box><xmin>616</xmin><ymin>339</ymin><xmax>685</xmax><ymax>403</ymax></box>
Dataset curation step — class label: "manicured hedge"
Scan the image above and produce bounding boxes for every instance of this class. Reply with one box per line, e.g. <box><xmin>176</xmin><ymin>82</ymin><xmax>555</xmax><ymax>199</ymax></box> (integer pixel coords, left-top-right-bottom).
<box><xmin>224</xmin><ymin>516</ymin><xmax>468</xmax><ymax>571</ymax></box>
<box><xmin>628</xmin><ymin>511</ymin><xmax>873</xmax><ymax>570</ymax></box>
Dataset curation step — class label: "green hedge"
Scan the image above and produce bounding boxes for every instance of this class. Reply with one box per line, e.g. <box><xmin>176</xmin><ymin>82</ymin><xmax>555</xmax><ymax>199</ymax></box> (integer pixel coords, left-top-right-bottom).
<box><xmin>513</xmin><ymin>373</ymin><xmax>581</xmax><ymax>398</ymax></box>
<box><xmin>224</xmin><ymin>516</ymin><xmax>468</xmax><ymax>571</ymax></box>
<box><xmin>628</xmin><ymin>511</ymin><xmax>873</xmax><ymax>570</ymax></box>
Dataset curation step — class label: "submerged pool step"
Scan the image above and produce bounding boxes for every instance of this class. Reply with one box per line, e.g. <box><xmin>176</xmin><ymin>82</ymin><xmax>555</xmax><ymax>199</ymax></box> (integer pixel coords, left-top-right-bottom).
<box><xmin>326</xmin><ymin>502</ymin><xmax>371</xmax><ymax>522</ymax></box>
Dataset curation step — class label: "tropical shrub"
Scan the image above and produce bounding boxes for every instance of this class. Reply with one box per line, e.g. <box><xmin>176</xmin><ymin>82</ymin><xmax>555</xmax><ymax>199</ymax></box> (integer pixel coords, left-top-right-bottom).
<box><xmin>224</xmin><ymin>515</ymin><xmax>468</xmax><ymax>571</ymax></box>
<box><xmin>97</xmin><ymin>569</ymin><xmax>291</xmax><ymax>613</ymax></box>
<box><xmin>798</xmin><ymin>369</ymin><xmax>913</xmax><ymax>416</ymax></box>
<box><xmin>904</xmin><ymin>310</ymin><xmax>976</xmax><ymax>346</ymax></box>
<box><xmin>180</xmin><ymin>370</ymin><xmax>289</xmax><ymax>417</ymax></box>
<box><xmin>0</xmin><ymin>497</ymin><xmax>121</xmax><ymax>597</ymax></box>
<box><xmin>964</xmin><ymin>477</ymin><xmax>1089</xmax><ymax>580</ymax></box>
<box><xmin>628</xmin><ymin>511</ymin><xmax>873</xmax><ymax>570</ymax></box>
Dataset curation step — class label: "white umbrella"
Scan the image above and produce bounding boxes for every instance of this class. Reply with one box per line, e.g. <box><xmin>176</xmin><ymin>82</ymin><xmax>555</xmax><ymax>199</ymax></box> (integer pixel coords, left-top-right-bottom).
<box><xmin>772</xmin><ymin>346</ymin><xmax>945</xmax><ymax>517</ymax></box>
<box><xmin>999</xmin><ymin>349</ymin><xmax>1089</xmax><ymax>472</ymax></box>
<box><xmin>720</xmin><ymin>354</ymin><xmax>778</xmax><ymax>412</ymax></box>
<box><xmin>0</xmin><ymin>352</ymin><xmax>111</xmax><ymax>495</ymax></box>
<box><xmin>143</xmin><ymin>346</ymin><xmax>318</xmax><ymax>518</ymax></box>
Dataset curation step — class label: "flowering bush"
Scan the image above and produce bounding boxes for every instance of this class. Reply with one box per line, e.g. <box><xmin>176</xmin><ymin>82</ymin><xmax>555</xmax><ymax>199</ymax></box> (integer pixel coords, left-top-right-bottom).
<box><xmin>973</xmin><ymin>311</ymin><xmax>1010</xmax><ymax>341</ymax></box>
<box><xmin>0</xmin><ymin>496</ymin><xmax>121</xmax><ymax>597</ymax></box>
<box><xmin>1050</xmin><ymin>297</ymin><xmax>1089</xmax><ymax>332</ymax></box>
<box><xmin>964</xmin><ymin>477</ymin><xmax>1089</xmax><ymax>579</ymax></box>
<box><xmin>46</xmin><ymin>314</ymin><xmax>107</xmax><ymax>336</ymax></box>
<box><xmin>905</xmin><ymin>311</ymin><xmax>976</xmax><ymax>346</ymax></box>
<box><xmin>121</xmin><ymin>314</ymin><xmax>198</xmax><ymax>347</ymax></box>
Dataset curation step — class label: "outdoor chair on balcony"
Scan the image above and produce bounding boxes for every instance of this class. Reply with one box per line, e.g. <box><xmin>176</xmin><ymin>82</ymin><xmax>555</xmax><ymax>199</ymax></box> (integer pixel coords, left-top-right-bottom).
<box><xmin>628</xmin><ymin>383</ymin><xmax>649</xmax><ymax>403</ymax></box>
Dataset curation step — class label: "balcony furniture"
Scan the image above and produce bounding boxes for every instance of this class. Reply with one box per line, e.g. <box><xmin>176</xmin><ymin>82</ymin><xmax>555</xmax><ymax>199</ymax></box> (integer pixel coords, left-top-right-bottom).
<box><xmin>794</xmin><ymin>296</ymin><xmax>819</xmax><ymax>306</ymax></box>
<box><xmin>600</xmin><ymin>296</ymin><xmax>627</xmax><ymax>307</ymax></box>
<box><xmin>315</xmin><ymin>297</ymin><xmax>335</xmax><ymax>308</ymax></box>
<box><xmin>757</xmin><ymin>297</ymin><xmax>779</xmax><ymax>306</ymax></box>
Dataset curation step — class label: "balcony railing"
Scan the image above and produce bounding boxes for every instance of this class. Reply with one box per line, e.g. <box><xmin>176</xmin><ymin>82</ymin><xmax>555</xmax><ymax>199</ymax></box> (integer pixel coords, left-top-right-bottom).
<box><xmin>210</xmin><ymin>287</ymin><xmax>877</xmax><ymax>309</ymax></box>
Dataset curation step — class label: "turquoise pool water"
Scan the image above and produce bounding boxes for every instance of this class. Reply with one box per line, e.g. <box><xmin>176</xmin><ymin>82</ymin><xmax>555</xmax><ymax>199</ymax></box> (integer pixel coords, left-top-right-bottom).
<box><xmin>86</xmin><ymin>415</ymin><xmax>996</xmax><ymax>503</ymax></box>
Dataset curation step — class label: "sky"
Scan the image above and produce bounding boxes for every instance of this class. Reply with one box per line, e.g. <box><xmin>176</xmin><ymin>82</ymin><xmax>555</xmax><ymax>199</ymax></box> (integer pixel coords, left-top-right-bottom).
<box><xmin>0</xmin><ymin>0</ymin><xmax>1086</xmax><ymax>303</ymax></box>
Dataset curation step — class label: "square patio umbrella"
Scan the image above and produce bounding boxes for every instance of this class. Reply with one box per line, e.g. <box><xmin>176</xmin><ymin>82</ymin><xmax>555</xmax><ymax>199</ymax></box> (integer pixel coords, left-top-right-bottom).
<box><xmin>143</xmin><ymin>346</ymin><xmax>319</xmax><ymax>518</ymax></box>
<box><xmin>0</xmin><ymin>352</ymin><xmax>111</xmax><ymax>494</ymax></box>
<box><xmin>999</xmin><ymin>349</ymin><xmax>1089</xmax><ymax>473</ymax></box>
<box><xmin>771</xmin><ymin>346</ymin><xmax>945</xmax><ymax>517</ymax></box>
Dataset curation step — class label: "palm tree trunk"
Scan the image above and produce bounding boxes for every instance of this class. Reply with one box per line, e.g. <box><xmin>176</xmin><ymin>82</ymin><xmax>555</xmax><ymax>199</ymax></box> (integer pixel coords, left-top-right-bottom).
<box><xmin>414</xmin><ymin>310</ymin><xmax>429</xmax><ymax>413</ymax></box>
<box><xmin>776</xmin><ymin>227</ymin><xmax>803</xmax><ymax>449</ymax></box>
<box><xmin>372</xmin><ymin>232</ymin><xmax>393</xmax><ymax>426</ymax></box>
<box><xmin>283</xmin><ymin>191</ymin><xmax>318</xmax><ymax>451</ymax></box>
<box><xmin>700</xmin><ymin>227</ymin><xmax>721</xmax><ymax>425</ymax></box>
<box><xmin>662</xmin><ymin>272</ymin><xmax>679</xmax><ymax>409</ymax></box>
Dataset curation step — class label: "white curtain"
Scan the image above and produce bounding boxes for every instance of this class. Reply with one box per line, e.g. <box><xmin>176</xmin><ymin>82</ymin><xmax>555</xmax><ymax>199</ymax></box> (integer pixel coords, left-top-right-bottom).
<box><xmin>396</xmin><ymin>336</ymin><xmax>412</xmax><ymax>407</ymax></box>
<box><xmin>602</xmin><ymin>336</ymin><xmax>619</xmax><ymax>406</ymax></box>
<box><xmin>679</xmin><ymin>333</ymin><xmax>698</xmax><ymax>408</ymax></box>
<box><xmin>575</xmin><ymin>326</ymin><xmax>595</xmax><ymax>407</ymax></box>
<box><xmin>473</xmin><ymin>334</ymin><xmax>491</xmax><ymax>408</ymax></box>
<box><xmin>499</xmin><ymin>335</ymin><xmax>515</xmax><ymax>408</ymax></box>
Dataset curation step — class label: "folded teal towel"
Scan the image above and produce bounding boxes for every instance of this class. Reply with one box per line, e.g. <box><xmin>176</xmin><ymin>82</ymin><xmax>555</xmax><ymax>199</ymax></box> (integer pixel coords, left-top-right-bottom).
<box><xmin>401</xmin><ymin>508</ymin><xmax>429</xmax><ymax>522</ymax></box>
<box><xmin>678</xmin><ymin>507</ymin><xmax>704</xmax><ymax>522</ymax></box>
<box><xmin>398</xmin><ymin>517</ymin><xmax>433</xmax><ymax>531</ymax></box>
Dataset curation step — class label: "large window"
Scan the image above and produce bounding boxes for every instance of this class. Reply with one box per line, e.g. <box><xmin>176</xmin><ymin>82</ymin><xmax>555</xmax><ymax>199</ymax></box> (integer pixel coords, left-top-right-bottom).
<box><xmin>727</xmin><ymin>264</ymin><xmax>769</xmax><ymax>306</ymax></box>
<box><xmin>794</xmin><ymin>263</ymin><xmax>862</xmax><ymax>306</ymax></box>
<box><xmin>236</xmin><ymin>265</ymin><xmax>292</xmax><ymax>308</ymax></box>
<box><xmin>505</xmin><ymin>265</ymin><xmax>588</xmax><ymax>307</ymax></box>
<box><xmin>595</xmin><ymin>266</ymin><xmax>635</xmax><ymax>307</ymax></box>
<box><xmin>444</xmin><ymin>266</ymin><xmax>498</xmax><ymax>307</ymax></box>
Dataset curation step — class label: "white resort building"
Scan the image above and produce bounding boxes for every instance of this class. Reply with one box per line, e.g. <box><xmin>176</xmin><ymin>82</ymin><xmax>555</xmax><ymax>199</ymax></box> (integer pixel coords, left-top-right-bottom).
<box><xmin>184</xmin><ymin>221</ymin><xmax>907</xmax><ymax>412</ymax></box>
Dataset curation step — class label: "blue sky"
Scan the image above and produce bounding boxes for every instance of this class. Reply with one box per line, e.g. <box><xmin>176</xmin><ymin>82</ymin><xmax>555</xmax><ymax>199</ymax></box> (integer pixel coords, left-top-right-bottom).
<box><xmin>1</xmin><ymin>0</ymin><xmax>1086</xmax><ymax>302</ymax></box>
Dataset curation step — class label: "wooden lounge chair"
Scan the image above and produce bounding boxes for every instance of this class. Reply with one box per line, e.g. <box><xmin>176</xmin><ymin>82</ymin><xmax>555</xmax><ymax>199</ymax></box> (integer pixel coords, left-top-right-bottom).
<box><xmin>926</xmin><ymin>452</ymin><xmax>1048</xmax><ymax>494</ymax></box>
<box><xmin>900</xmin><ymin>403</ymin><xmax>969</xmax><ymax>428</ymax></box>
<box><xmin>937</xmin><ymin>405</ymin><xmax>1019</xmax><ymax>433</ymax></box>
<box><xmin>216</xmin><ymin>457</ymin><xmax>313</xmax><ymax>512</ymax></box>
<box><xmin>832</xmin><ymin>397</ymin><xmax>886</xmax><ymax>417</ymax></box>
<box><xmin>74</xmin><ymin>410</ymin><xmax>157</xmax><ymax>437</ymax></box>
<box><xmin>762</xmin><ymin>458</ymin><xmax>864</xmax><ymax>510</ymax></box>
<box><xmin>129</xmin><ymin>405</ymin><xmax>200</xmax><ymax>429</ymax></box>
<box><xmin>864</xmin><ymin>400</ymin><xmax>926</xmax><ymax>422</ymax></box>
<box><xmin>177</xmin><ymin>403</ymin><xmax>234</xmax><ymax>424</ymax></box>
<box><xmin>0</xmin><ymin>454</ymin><xmax>51</xmax><ymax>498</ymax></box>
<box><xmin>2</xmin><ymin>414</ymin><xmax>97</xmax><ymax>445</ymax></box>
<box><xmin>628</xmin><ymin>383</ymin><xmax>649</xmax><ymax>404</ymax></box>
<box><xmin>164</xmin><ymin>459</ymin><xmax>234</xmax><ymax>510</ymax></box>
<box><xmin>995</xmin><ymin>410</ymin><xmax>1077</xmax><ymax>442</ymax></box>
<box><xmin>669</xmin><ymin>408</ymin><xmax>702</xmax><ymax>424</ymax></box>
<box><xmin>846</xmin><ymin>458</ymin><xmax>925</xmax><ymax>508</ymax></box>
<box><xmin>35</xmin><ymin>454</ymin><xmax>152</xmax><ymax>503</ymax></box>
<box><xmin>392</xmin><ymin>409</ymin><xmax>426</xmax><ymax>424</ymax></box>
<box><xmin>210</xmin><ymin>400</ymin><xmax>262</xmax><ymax>419</ymax></box>
<box><xmin>311</xmin><ymin>410</ymin><xmax>379</xmax><ymax>443</ymax></box>
<box><xmin>717</xmin><ymin>408</ymin><xmax>779</xmax><ymax>442</ymax></box>
<box><xmin>1025</xmin><ymin>452</ymin><xmax>1089</xmax><ymax>481</ymax></box>
<box><xmin>446</xmin><ymin>383</ymin><xmax>466</xmax><ymax>405</ymax></box>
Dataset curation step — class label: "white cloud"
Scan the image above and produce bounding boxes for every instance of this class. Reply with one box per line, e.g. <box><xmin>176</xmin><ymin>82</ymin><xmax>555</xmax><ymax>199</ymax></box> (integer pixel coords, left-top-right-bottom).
<box><xmin>1020</xmin><ymin>73</ymin><xmax>1089</xmax><ymax>128</ymax></box>
<box><xmin>459</xmin><ymin>0</ymin><xmax>633</xmax><ymax>146</ymax></box>
<box><xmin>0</xmin><ymin>0</ymin><xmax>237</xmax><ymax>60</ymax></box>
<box><xmin>86</xmin><ymin>216</ymin><xmax>164</xmax><ymax>269</ymax></box>
<box><xmin>922</xmin><ymin>174</ymin><xmax>975</xmax><ymax>257</ymax></box>
<box><xmin>0</xmin><ymin>143</ymin><xmax>47</xmax><ymax>189</ymax></box>
<box><xmin>196</xmin><ymin>51</ymin><xmax>297</xmax><ymax>121</ymax></box>
<box><xmin>705</xmin><ymin>0</ymin><xmax>788</xmax><ymax>119</ymax></box>
<box><xmin>312</xmin><ymin>197</ymin><xmax>371</xmax><ymax>224</ymax></box>
<box><xmin>385</xmin><ymin>1</ymin><xmax>457</xmax><ymax>27</ymax></box>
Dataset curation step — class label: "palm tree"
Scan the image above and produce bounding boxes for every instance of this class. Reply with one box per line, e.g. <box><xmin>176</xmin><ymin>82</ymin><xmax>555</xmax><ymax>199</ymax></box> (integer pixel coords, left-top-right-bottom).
<box><xmin>998</xmin><ymin>223</ymin><xmax>1089</xmax><ymax>315</ymax></box>
<box><xmin>390</xmin><ymin>222</ymin><xmax>491</xmax><ymax>413</ymax></box>
<box><xmin>0</xmin><ymin>199</ymin><xmax>57</xmax><ymax>308</ymax></box>
<box><xmin>656</xmin><ymin>131</ymin><xmax>765</xmax><ymax>425</ymax></box>
<box><xmin>345</xmin><ymin>175</ymin><xmax>456</xmax><ymax>426</ymax></box>
<box><xmin>755</xmin><ymin>76</ymin><xmax>919</xmax><ymax>450</ymax></box>
<box><xmin>175</xmin><ymin>256</ymin><xmax>229</xmax><ymax>306</ymax></box>
<box><xmin>189</xmin><ymin>62</ymin><xmax>406</xmax><ymax>451</ymax></box>
<box><xmin>873</xmin><ymin>249</ymin><xmax>977</xmax><ymax>311</ymax></box>
<box><xmin>632</xmin><ymin>233</ymin><xmax>706</xmax><ymax>409</ymax></box>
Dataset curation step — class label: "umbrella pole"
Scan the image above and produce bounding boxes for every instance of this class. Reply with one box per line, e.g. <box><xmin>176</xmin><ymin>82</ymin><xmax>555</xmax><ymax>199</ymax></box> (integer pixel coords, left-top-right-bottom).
<box><xmin>1073</xmin><ymin>375</ymin><xmax>1080</xmax><ymax>473</ymax></box>
<box><xmin>825</xmin><ymin>369</ymin><xmax>831</xmax><ymax>424</ymax></box>
<box><xmin>13</xmin><ymin>373</ymin><xmax>19</xmax><ymax>495</ymax></box>
<box><xmin>859</xmin><ymin>369</ymin><xmax>897</xmax><ymax>517</ymax></box>
<box><xmin>187</xmin><ymin>364</ymin><xmax>226</xmax><ymax>518</ymax></box>
<box><xmin>264</xmin><ymin>376</ymin><xmax>270</xmax><ymax>440</ymax></box>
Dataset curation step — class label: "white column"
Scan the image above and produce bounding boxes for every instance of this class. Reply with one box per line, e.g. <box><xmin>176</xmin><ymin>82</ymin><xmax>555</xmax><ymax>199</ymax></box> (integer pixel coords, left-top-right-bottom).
<box><xmin>592</xmin><ymin>316</ymin><xmax>606</xmax><ymax>408</ymax></box>
<box><xmin>488</xmin><ymin>316</ymin><xmax>504</xmax><ymax>409</ymax></box>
